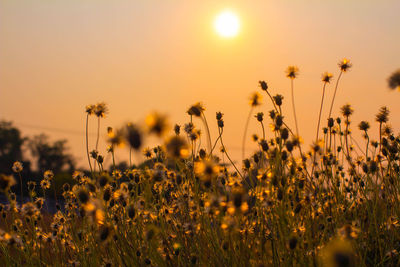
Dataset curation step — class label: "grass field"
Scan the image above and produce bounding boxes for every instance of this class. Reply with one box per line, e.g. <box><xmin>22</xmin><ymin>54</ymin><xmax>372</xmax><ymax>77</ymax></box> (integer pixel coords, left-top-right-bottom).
<box><xmin>1</xmin><ymin>61</ymin><xmax>400</xmax><ymax>266</ymax></box>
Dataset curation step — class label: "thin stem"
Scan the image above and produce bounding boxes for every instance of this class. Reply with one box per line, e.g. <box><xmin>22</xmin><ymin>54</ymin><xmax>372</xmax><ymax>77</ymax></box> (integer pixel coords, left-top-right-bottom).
<box><xmin>219</xmin><ymin>127</ymin><xmax>243</xmax><ymax>179</ymax></box>
<box><xmin>201</xmin><ymin>112</ymin><xmax>212</xmax><ymax>154</ymax></box>
<box><xmin>328</xmin><ymin>71</ymin><xmax>343</xmax><ymax>119</ymax></box>
<box><xmin>315</xmin><ymin>83</ymin><xmax>327</xmax><ymax>143</ymax></box>
<box><xmin>242</xmin><ymin>107</ymin><xmax>254</xmax><ymax>160</ymax></box>
<box><xmin>85</xmin><ymin>114</ymin><xmax>93</xmax><ymax>174</ymax></box>
<box><xmin>290</xmin><ymin>79</ymin><xmax>299</xmax><ymax>137</ymax></box>
<box><xmin>94</xmin><ymin>117</ymin><xmax>101</xmax><ymax>172</ymax></box>
<box><xmin>18</xmin><ymin>173</ymin><xmax>23</xmax><ymax>205</ymax></box>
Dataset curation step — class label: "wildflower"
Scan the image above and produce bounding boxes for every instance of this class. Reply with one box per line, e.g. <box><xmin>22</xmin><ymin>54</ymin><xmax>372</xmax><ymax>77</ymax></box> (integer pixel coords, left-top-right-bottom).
<box><xmin>165</xmin><ymin>136</ymin><xmax>189</xmax><ymax>159</ymax></box>
<box><xmin>216</xmin><ymin>112</ymin><xmax>223</xmax><ymax>120</ymax></box>
<box><xmin>259</xmin><ymin>80</ymin><xmax>268</xmax><ymax>91</ymax></box>
<box><xmin>94</xmin><ymin>102</ymin><xmax>108</xmax><ymax>118</ymax></box>
<box><xmin>340</xmin><ymin>104</ymin><xmax>353</xmax><ymax>117</ymax></box>
<box><xmin>286</xmin><ymin>66</ymin><xmax>299</xmax><ymax>79</ymax></box>
<box><xmin>143</xmin><ymin>147</ymin><xmax>152</xmax><ymax>158</ymax></box>
<box><xmin>273</xmin><ymin>94</ymin><xmax>284</xmax><ymax>106</ymax></box>
<box><xmin>358</xmin><ymin>121</ymin><xmax>370</xmax><ymax>131</ymax></box>
<box><xmin>184</xmin><ymin>123</ymin><xmax>194</xmax><ymax>134</ymax></box>
<box><xmin>322</xmin><ymin>72</ymin><xmax>333</xmax><ymax>83</ymax></box>
<box><xmin>107</xmin><ymin>128</ymin><xmax>125</xmax><ymax>147</ymax></box>
<box><xmin>98</xmin><ymin>224</ymin><xmax>112</xmax><ymax>243</ymax></box>
<box><xmin>338</xmin><ymin>224</ymin><xmax>359</xmax><ymax>240</ymax></box>
<box><xmin>76</xmin><ymin>188</ymin><xmax>90</xmax><ymax>204</ymax></box>
<box><xmin>125</xmin><ymin>123</ymin><xmax>143</xmax><ymax>150</ymax></box>
<box><xmin>376</xmin><ymin>106</ymin><xmax>389</xmax><ymax>123</ymax></box>
<box><xmin>187</xmin><ymin>102</ymin><xmax>204</xmax><ymax>117</ymax></box>
<box><xmin>388</xmin><ymin>69</ymin><xmax>400</xmax><ymax>91</ymax></box>
<box><xmin>145</xmin><ymin>112</ymin><xmax>169</xmax><ymax>137</ymax></box>
<box><xmin>12</xmin><ymin>161</ymin><xmax>23</xmax><ymax>173</ymax></box>
<box><xmin>44</xmin><ymin>170</ymin><xmax>54</xmax><ymax>180</ymax></box>
<box><xmin>40</xmin><ymin>179</ymin><xmax>51</xmax><ymax>190</ymax></box>
<box><xmin>0</xmin><ymin>174</ymin><xmax>16</xmax><ymax>192</ymax></box>
<box><xmin>338</xmin><ymin>58</ymin><xmax>352</xmax><ymax>72</ymax></box>
<box><xmin>255</xmin><ymin>112</ymin><xmax>264</xmax><ymax>122</ymax></box>
<box><xmin>174</xmin><ymin>124</ymin><xmax>181</xmax><ymax>135</ymax></box>
<box><xmin>85</xmin><ymin>104</ymin><xmax>96</xmax><ymax>115</ymax></box>
<box><xmin>249</xmin><ymin>92</ymin><xmax>262</xmax><ymax>107</ymax></box>
<box><xmin>21</xmin><ymin>202</ymin><xmax>39</xmax><ymax>217</ymax></box>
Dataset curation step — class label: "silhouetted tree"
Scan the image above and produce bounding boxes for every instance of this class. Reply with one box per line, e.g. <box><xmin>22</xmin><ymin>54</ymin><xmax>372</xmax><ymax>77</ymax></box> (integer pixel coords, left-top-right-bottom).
<box><xmin>0</xmin><ymin>121</ymin><xmax>30</xmax><ymax>174</ymax></box>
<box><xmin>28</xmin><ymin>134</ymin><xmax>75</xmax><ymax>174</ymax></box>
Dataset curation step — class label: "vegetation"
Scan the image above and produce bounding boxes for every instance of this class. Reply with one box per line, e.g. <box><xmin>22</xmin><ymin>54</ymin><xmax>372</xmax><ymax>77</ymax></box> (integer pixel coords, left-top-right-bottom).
<box><xmin>1</xmin><ymin>60</ymin><xmax>400</xmax><ymax>266</ymax></box>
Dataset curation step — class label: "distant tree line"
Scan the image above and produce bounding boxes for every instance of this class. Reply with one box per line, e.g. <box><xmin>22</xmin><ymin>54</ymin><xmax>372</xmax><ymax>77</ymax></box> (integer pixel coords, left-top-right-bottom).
<box><xmin>0</xmin><ymin>120</ymin><xmax>76</xmax><ymax>197</ymax></box>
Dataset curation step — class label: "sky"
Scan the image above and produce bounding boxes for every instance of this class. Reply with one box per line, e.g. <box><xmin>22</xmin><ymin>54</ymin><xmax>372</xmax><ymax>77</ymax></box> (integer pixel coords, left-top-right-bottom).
<box><xmin>1</xmin><ymin>0</ymin><xmax>400</xmax><ymax>169</ymax></box>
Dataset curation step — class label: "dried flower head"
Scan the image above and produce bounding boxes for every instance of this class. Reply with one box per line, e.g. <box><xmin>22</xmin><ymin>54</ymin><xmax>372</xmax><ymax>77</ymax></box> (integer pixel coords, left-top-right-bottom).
<box><xmin>340</xmin><ymin>104</ymin><xmax>353</xmax><ymax>117</ymax></box>
<box><xmin>376</xmin><ymin>106</ymin><xmax>389</xmax><ymax>123</ymax></box>
<box><xmin>85</xmin><ymin>104</ymin><xmax>96</xmax><ymax>115</ymax></box>
<box><xmin>125</xmin><ymin>123</ymin><xmax>143</xmax><ymax>151</ymax></box>
<box><xmin>358</xmin><ymin>121</ymin><xmax>370</xmax><ymax>132</ymax></box>
<box><xmin>259</xmin><ymin>80</ymin><xmax>268</xmax><ymax>91</ymax></box>
<box><xmin>187</xmin><ymin>102</ymin><xmax>205</xmax><ymax>117</ymax></box>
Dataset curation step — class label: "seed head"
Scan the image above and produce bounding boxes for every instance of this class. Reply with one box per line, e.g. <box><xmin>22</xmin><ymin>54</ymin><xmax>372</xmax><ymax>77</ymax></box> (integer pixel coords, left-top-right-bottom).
<box><xmin>249</xmin><ymin>92</ymin><xmax>262</xmax><ymax>107</ymax></box>
<box><xmin>358</xmin><ymin>121</ymin><xmax>370</xmax><ymax>131</ymax></box>
<box><xmin>259</xmin><ymin>80</ymin><xmax>268</xmax><ymax>91</ymax></box>
<box><xmin>94</xmin><ymin>102</ymin><xmax>108</xmax><ymax>118</ymax></box>
<box><xmin>340</xmin><ymin>104</ymin><xmax>353</xmax><ymax>117</ymax></box>
<box><xmin>187</xmin><ymin>102</ymin><xmax>204</xmax><ymax>117</ymax></box>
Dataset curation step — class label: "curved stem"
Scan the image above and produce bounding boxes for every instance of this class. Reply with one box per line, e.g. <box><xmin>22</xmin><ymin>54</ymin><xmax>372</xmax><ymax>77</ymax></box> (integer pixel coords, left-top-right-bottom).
<box><xmin>290</xmin><ymin>79</ymin><xmax>299</xmax><ymax>137</ymax></box>
<box><xmin>328</xmin><ymin>71</ymin><xmax>343</xmax><ymax>119</ymax></box>
<box><xmin>201</xmin><ymin>112</ymin><xmax>212</xmax><ymax>154</ymax></box>
<box><xmin>219</xmin><ymin>128</ymin><xmax>243</xmax><ymax>179</ymax></box>
<box><xmin>315</xmin><ymin>83</ymin><xmax>327</xmax><ymax>143</ymax></box>
<box><xmin>85</xmin><ymin>114</ymin><xmax>93</xmax><ymax>174</ymax></box>
<box><xmin>242</xmin><ymin>107</ymin><xmax>254</xmax><ymax>160</ymax></box>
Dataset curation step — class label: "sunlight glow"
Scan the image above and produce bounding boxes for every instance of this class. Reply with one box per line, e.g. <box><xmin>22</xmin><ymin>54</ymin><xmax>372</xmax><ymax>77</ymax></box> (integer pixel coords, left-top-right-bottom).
<box><xmin>214</xmin><ymin>10</ymin><xmax>240</xmax><ymax>38</ymax></box>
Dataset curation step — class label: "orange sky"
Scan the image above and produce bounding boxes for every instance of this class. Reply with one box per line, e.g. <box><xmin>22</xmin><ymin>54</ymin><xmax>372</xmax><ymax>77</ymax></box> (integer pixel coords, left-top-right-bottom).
<box><xmin>1</xmin><ymin>0</ymin><xmax>400</xmax><ymax>169</ymax></box>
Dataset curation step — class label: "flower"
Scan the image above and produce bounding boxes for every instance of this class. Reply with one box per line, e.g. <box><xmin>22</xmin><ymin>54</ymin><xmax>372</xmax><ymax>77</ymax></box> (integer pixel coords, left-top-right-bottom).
<box><xmin>322</xmin><ymin>72</ymin><xmax>333</xmax><ymax>83</ymax></box>
<box><xmin>376</xmin><ymin>106</ymin><xmax>389</xmax><ymax>123</ymax></box>
<box><xmin>259</xmin><ymin>81</ymin><xmax>268</xmax><ymax>91</ymax></box>
<box><xmin>165</xmin><ymin>136</ymin><xmax>189</xmax><ymax>159</ymax></box>
<box><xmin>145</xmin><ymin>112</ymin><xmax>169</xmax><ymax>137</ymax></box>
<box><xmin>340</xmin><ymin>104</ymin><xmax>353</xmax><ymax>117</ymax></box>
<box><xmin>387</xmin><ymin>69</ymin><xmax>400</xmax><ymax>91</ymax></box>
<box><xmin>44</xmin><ymin>170</ymin><xmax>54</xmax><ymax>180</ymax></box>
<box><xmin>0</xmin><ymin>174</ymin><xmax>16</xmax><ymax>192</ymax></box>
<box><xmin>187</xmin><ymin>102</ymin><xmax>205</xmax><ymax>117</ymax></box>
<box><xmin>286</xmin><ymin>66</ymin><xmax>299</xmax><ymax>79</ymax></box>
<box><xmin>12</xmin><ymin>161</ymin><xmax>23</xmax><ymax>173</ymax></box>
<box><xmin>338</xmin><ymin>58</ymin><xmax>352</xmax><ymax>72</ymax></box>
<box><xmin>85</xmin><ymin>104</ymin><xmax>96</xmax><ymax>115</ymax></box>
<box><xmin>94</xmin><ymin>102</ymin><xmax>108</xmax><ymax>118</ymax></box>
<box><xmin>249</xmin><ymin>92</ymin><xmax>262</xmax><ymax>107</ymax></box>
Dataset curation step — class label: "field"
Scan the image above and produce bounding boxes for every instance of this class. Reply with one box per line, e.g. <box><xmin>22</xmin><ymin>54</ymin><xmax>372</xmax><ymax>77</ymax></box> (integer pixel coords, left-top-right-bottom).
<box><xmin>1</xmin><ymin>62</ymin><xmax>400</xmax><ymax>266</ymax></box>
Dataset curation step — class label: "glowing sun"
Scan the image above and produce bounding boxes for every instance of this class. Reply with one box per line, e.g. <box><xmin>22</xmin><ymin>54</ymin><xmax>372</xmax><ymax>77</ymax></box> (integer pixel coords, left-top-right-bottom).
<box><xmin>214</xmin><ymin>10</ymin><xmax>240</xmax><ymax>38</ymax></box>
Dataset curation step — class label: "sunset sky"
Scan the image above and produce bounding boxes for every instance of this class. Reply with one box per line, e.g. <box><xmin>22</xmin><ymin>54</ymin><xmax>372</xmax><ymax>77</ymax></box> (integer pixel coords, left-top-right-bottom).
<box><xmin>1</xmin><ymin>0</ymin><xmax>399</xmax><ymax>168</ymax></box>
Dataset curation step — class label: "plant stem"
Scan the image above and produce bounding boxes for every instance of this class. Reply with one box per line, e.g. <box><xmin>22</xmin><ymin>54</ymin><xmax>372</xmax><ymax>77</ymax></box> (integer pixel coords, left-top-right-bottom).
<box><xmin>242</xmin><ymin>107</ymin><xmax>254</xmax><ymax>160</ymax></box>
<box><xmin>85</xmin><ymin>114</ymin><xmax>93</xmax><ymax>174</ymax></box>
<box><xmin>328</xmin><ymin>71</ymin><xmax>343</xmax><ymax>119</ymax></box>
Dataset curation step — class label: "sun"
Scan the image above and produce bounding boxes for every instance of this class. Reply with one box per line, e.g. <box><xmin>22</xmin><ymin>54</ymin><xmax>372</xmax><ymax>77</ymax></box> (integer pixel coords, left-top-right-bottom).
<box><xmin>214</xmin><ymin>10</ymin><xmax>240</xmax><ymax>38</ymax></box>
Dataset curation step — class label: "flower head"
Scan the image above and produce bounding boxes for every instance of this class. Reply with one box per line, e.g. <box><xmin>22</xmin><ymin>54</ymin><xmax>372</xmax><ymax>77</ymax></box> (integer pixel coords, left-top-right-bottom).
<box><xmin>286</xmin><ymin>66</ymin><xmax>299</xmax><ymax>79</ymax></box>
<box><xmin>187</xmin><ymin>102</ymin><xmax>205</xmax><ymax>117</ymax></box>
<box><xmin>12</xmin><ymin>161</ymin><xmax>23</xmax><ymax>173</ymax></box>
<box><xmin>322</xmin><ymin>72</ymin><xmax>333</xmax><ymax>83</ymax></box>
<box><xmin>0</xmin><ymin>174</ymin><xmax>16</xmax><ymax>192</ymax></box>
<box><xmin>259</xmin><ymin>81</ymin><xmax>268</xmax><ymax>91</ymax></box>
<box><xmin>145</xmin><ymin>112</ymin><xmax>169</xmax><ymax>137</ymax></box>
<box><xmin>388</xmin><ymin>69</ymin><xmax>400</xmax><ymax>91</ymax></box>
<box><xmin>338</xmin><ymin>58</ymin><xmax>352</xmax><ymax>72</ymax></box>
<box><xmin>249</xmin><ymin>92</ymin><xmax>262</xmax><ymax>107</ymax></box>
<box><xmin>376</xmin><ymin>106</ymin><xmax>389</xmax><ymax>123</ymax></box>
<box><xmin>94</xmin><ymin>102</ymin><xmax>108</xmax><ymax>118</ymax></box>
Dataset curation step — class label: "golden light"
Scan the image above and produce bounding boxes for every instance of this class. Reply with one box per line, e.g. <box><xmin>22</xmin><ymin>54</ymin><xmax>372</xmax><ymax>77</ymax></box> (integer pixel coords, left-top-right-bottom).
<box><xmin>214</xmin><ymin>10</ymin><xmax>240</xmax><ymax>38</ymax></box>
